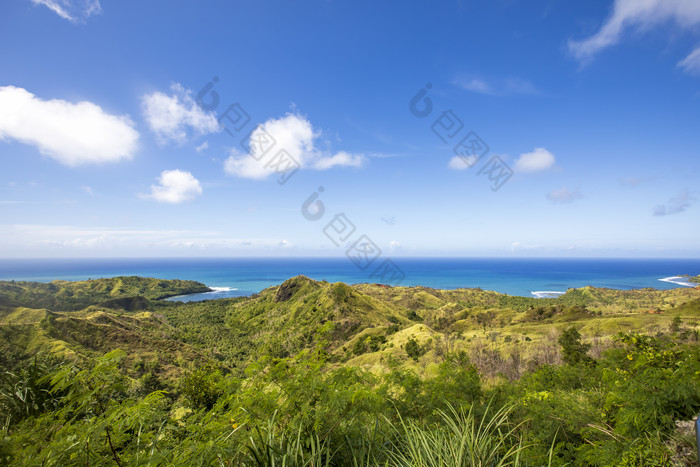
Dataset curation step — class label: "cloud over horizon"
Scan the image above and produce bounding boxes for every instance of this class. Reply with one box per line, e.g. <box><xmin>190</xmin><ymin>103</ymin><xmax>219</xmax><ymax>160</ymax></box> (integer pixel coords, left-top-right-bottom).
<box><xmin>0</xmin><ymin>223</ymin><xmax>294</xmax><ymax>255</ymax></box>
<box><xmin>0</xmin><ymin>85</ymin><xmax>139</xmax><ymax>166</ymax></box>
<box><xmin>653</xmin><ymin>189</ymin><xmax>695</xmax><ymax>216</ymax></box>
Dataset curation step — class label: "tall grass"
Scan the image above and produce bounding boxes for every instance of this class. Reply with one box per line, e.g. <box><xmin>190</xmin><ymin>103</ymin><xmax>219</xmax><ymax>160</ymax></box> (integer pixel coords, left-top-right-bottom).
<box><xmin>0</xmin><ymin>355</ymin><xmax>61</xmax><ymax>429</ymax></box>
<box><xmin>384</xmin><ymin>403</ymin><xmax>527</xmax><ymax>467</ymax></box>
<box><xmin>245</xmin><ymin>411</ymin><xmax>334</xmax><ymax>467</ymax></box>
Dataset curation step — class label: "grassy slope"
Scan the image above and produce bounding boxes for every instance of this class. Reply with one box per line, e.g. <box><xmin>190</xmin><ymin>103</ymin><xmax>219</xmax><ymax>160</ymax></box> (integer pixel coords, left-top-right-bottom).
<box><xmin>156</xmin><ymin>276</ymin><xmax>700</xmax><ymax>373</ymax></box>
<box><xmin>0</xmin><ymin>277</ymin><xmax>213</xmax><ymax>378</ymax></box>
<box><xmin>0</xmin><ymin>305</ymin><xmax>212</xmax><ymax>380</ymax></box>
<box><xmin>1</xmin><ymin>274</ymin><xmax>699</xmax><ymax>379</ymax></box>
<box><xmin>0</xmin><ymin>276</ymin><xmax>210</xmax><ymax>311</ymax></box>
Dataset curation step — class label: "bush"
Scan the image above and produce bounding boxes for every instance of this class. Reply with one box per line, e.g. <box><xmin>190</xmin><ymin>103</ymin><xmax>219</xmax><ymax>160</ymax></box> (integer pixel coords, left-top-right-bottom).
<box><xmin>558</xmin><ymin>327</ymin><xmax>592</xmax><ymax>365</ymax></box>
<box><xmin>404</xmin><ymin>337</ymin><xmax>427</xmax><ymax>361</ymax></box>
<box><xmin>179</xmin><ymin>364</ymin><xmax>224</xmax><ymax>410</ymax></box>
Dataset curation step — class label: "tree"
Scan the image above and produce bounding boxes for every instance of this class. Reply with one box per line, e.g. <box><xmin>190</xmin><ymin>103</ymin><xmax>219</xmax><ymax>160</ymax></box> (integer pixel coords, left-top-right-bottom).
<box><xmin>352</xmin><ymin>337</ymin><xmax>368</xmax><ymax>356</ymax></box>
<box><xmin>558</xmin><ymin>327</ymin><xmax>592</xmax><ymax>365</ymax></box>
<box><xmin>670</xmin><ymin>315</ymin><xmax>682</xmax><ymax>334</ymax></box>
<box><xmin>404</xmin><ymin>338</ymin><xmax>426</xmax><ymax>361</ymax></box>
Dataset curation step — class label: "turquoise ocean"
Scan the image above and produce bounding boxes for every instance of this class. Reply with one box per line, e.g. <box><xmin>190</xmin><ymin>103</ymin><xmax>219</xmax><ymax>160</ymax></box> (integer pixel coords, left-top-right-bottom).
<box><xmin>0</xmin><ymin>257</ymin><xmax>698</xmax><ymax>302</ymax></box>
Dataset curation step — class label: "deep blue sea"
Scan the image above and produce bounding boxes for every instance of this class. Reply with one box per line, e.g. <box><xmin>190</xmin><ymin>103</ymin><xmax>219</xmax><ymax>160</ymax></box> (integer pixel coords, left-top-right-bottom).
<box><xmin>0</xmin><ymin>257</ymin><xmax>698</xmax><ymax>301</ymax></box>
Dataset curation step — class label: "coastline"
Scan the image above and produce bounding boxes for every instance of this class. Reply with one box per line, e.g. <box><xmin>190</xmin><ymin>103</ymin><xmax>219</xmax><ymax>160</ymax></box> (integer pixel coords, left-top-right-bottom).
<box><xmin>531</xmin><ymin>291</ymin><xmax>567</xmax><ymax>299</ymax></box>
<box><xmin>658</xmin><ymin>276</ymin><xmax>696</xmax><ymax>288</ymax></box>
<box><xmin>166</xmin><ymin>275</ymin><xmax>699</xmax><ymax>303</ymax></box>
<box><xmin>2</xmin><ymin>258</ymin><xmax>699</xmax><ymax>301</ymax></box>
<box><xmin>163</xmin><ymin>286</ymin><xmax>238</xmax><ymax>302</ymax></box>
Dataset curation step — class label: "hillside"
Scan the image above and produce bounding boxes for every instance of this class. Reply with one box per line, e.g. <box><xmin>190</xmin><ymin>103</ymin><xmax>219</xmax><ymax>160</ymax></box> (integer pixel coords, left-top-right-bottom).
<box><xmin>2</xmin><ymin>275</ymin><xmax>699</xmax><ymax>375</ymax></box>
<box><xmin>0</xmin><ymin>276</ymin><xmax>210</xmax><ymax>311</ymax></box>
<box><xmin>1</xmin><ymin>275</ymin><xmax>699</xmax><ymax>465</ymax></box>
<box><xmin>0</xmin><ymin>305</ymin><xmax>212</xmax><ymax>382</ymax></box>
<box><xmin>151</xmin><ymin>275</ymin><xmax>700</xmax><ymax>376</ymax></box>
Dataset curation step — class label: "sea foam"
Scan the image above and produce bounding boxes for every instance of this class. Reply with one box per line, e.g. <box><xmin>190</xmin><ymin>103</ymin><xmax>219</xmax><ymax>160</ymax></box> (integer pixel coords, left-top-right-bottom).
<box><xmin>658</xmin><ymin>276</ymin><xmax>695</xmax><ymax>287</ymax></box>
<box><xmin>207</xmin><ymin>287</ymin><xmax>238</xmax><ymax>293</ymax></box>
<box><xmin>531</xmin><ymin>291</ymin><xmax>566</xmax><ymax>298</ymax></box>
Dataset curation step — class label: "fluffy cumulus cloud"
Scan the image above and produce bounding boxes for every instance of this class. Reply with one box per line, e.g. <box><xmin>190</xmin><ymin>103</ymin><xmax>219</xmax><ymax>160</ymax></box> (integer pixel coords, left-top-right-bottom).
<box><xmin>514</xmin><ymin>148</ymin><xmax>556</xmax><ymax>173</ymax></box>
<box><xmin>141</xmin><ymin>83</ymin><xmax>219</xmax><ymax>145</ymax></box>
<box><xmin>546</xmin><ymin>186</ymin><xmax>583</xmax><ymax>204</ymax></box>
<box><xmin>0</xmin><ymin>85</ymin><xmax>139</xmax><ymax>166</ymax></box>
<box><xmin>568</xmin><ymin>0</ymin><xmax>700</xmax><ymax>71</ymax></box>
<box><xmin>144</xmin><ymin>169</ymin><xmax>202</xmax><ymax>204</ymax></box>
<box><xmin>224</xmin><ymin>113</ymin><xmax>366</xmax><ymax>180</ymax></box>
<box><xmin>31</xmin><ymin>0</ymin><xmax>102</xmax><ymax>22</ymax></box>
<box><xmin>653</xmin><ymin>189</ymin><xmax>695</xmax><ymax>216</ymax></box>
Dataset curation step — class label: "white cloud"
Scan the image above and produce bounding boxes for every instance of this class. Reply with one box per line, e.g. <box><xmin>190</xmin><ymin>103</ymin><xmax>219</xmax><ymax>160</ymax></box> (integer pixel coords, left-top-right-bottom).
<box><xmin>0</xmin><ymin>224</ymin><xmax>293</xmax><ymax>256</ymax></box>
<box><xmin>546</xmin><ymin>186</ymin><xmax>583</xmax><ymax>204</ymax></box>
<box><xmin>568</xmin><ymin>0</ymin><xmax>700</xmax><ymax>66</ymax></box>
<box><xmin>224</xmin><ymin>113</ymin><xmax>366</xmax><ymax>180</ymax></box>
<box><xmin>31</xmin><ymin>0</ymin><xmax>102</xmax><ymax>22</ymax></box>
<box><xmin>141</xmin><ymin>83</ymin><xmax>219</xmax><ymax>145</ymax></box>
<box><xmin>447</xmin><ymin>155</ymin><xmax>472</xmax><ymax>170</ymax></box>
<box><xmin>0</xmin><ymin>85</ymin><xmax>139</xmax><ymax>166</ymax></box>
<box><xmin>195</xmin><ymin>141</ymin><xmax>209</xmax><ymax>153</ymax></box>
<box><xmin>510</xmin><ymin>241</ymin><xmax>542</xmax><ymax>252</ymax></box>
<box><xmin>313</xmin><ymin>151</ymin><xmax>366</xmax><ymax>170</ymax></box>
<box><xmin>143</xmin><ymin>169</ymin><xmax>202</xmax><ymax>204</ymax></box>
<box><xmin>514</xmin><ymin>147</ymin><xmax>556</xmax><ymax>173</ymax></box>
<box><xmin>678</xmin><ymin>46</ymin><xmax>700</xmax><ymax>75</ymax></box>
<box><xmin>653</xmin><ymin>189</ymin><xmax>695</xmax><ymax>216</ymax></box>
<box><xmin>454</xmin><ymin>76</ymin><xmax>537</xmax><ymax>96</ymax></box>
<box><xmin>456</xmin><ymin>78</ymin><xmax>494</xmax><ymax>95</ymax></box>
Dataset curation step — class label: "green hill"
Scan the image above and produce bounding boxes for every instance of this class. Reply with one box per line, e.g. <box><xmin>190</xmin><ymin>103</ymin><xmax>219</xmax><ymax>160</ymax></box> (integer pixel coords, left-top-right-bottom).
<box><xmin>0</xmin><ymin>276</ymin><xmax>210</xmax><ymax>311</ymax></box>
<box><xmin>149</xmin><ymin>275</ymin><xmax>700</xmax><ymax>373</ymax></box>
<box><xmin>3</xmin><ymin>275</ymin><xmax>699</xmax><ymax>375</ymax></box>
<box><xmin>0</xmin><ymin>305</ymin><xmax>210</xmax><ymax>381</ymax></box>
<box><xmin>1</xmin><ymin>275</ymin><xmax>699</xmax><ymax>465</ymax></box>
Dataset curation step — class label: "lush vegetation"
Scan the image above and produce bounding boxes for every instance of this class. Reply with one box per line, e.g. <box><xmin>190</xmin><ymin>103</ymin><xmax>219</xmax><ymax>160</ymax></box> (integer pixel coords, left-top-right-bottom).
<box><xmin>0</xmin><ymin>276</ymin><xmax>210</xmax><ymax>311</ymax></box>
<box><xmin>1</xmin><ymin>275</ymin><xmax>699</xmax><ymax>465</ymax></box>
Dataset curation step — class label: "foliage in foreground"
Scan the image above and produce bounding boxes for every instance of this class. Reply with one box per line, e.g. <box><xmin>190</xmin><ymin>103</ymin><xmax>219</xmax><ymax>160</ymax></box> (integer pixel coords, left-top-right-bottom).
<box><xmin>0</xmin><ymin>330</ymin><xmax>698</xmax><ymax>466</ymax></box>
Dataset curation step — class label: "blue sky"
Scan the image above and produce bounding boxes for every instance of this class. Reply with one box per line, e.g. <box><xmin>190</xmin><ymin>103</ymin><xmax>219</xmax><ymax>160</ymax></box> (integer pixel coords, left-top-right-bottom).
<box><xmin>0</xmin><ymin>0</ymin><xmax>699</xmax><ymax>258</ymax></box>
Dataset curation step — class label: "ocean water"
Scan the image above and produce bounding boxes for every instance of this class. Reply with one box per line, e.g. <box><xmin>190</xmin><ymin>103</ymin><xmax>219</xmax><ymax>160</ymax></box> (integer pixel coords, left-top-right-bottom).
<box><xmin>0</xmin><ymin>257</ymin><xmax>698</xmax><ymax>301</ymax></box>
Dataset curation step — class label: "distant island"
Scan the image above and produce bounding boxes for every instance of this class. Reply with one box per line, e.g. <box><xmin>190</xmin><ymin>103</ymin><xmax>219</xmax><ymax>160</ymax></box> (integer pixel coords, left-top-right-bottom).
<box><xmin>1</xmin><ymin>275</ymin><xmax>698</xmax><ymax>465</ymax></box>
